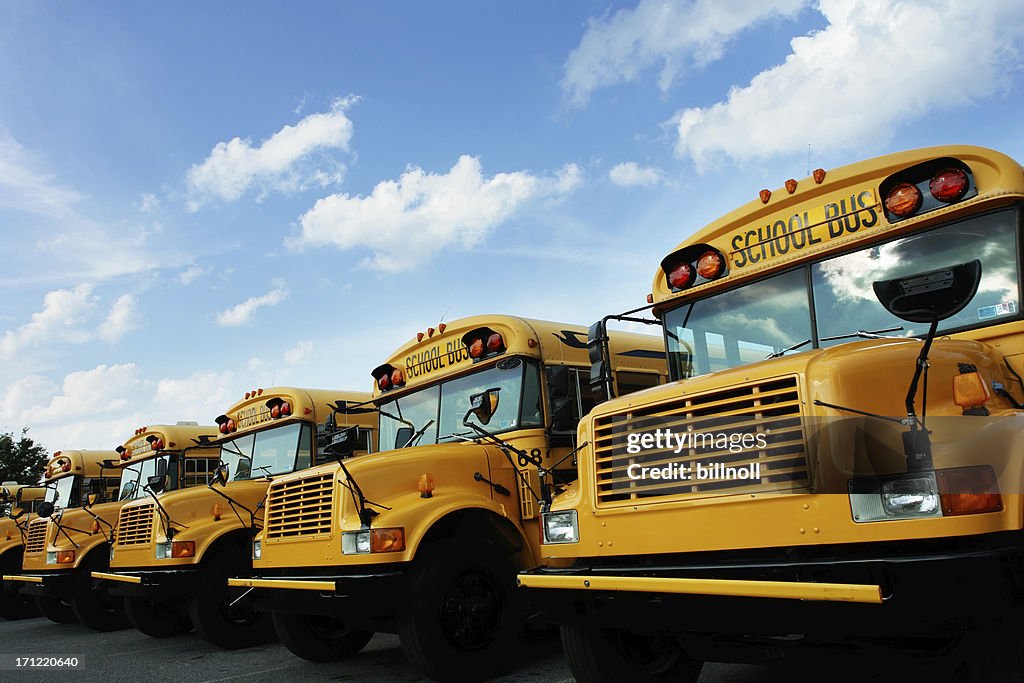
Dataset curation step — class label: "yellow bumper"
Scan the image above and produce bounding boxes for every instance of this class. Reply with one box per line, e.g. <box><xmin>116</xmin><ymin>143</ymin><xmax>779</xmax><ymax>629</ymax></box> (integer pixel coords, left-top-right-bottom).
<box><xmin>2</xmin><ymin>574</ymin><xmax>43</xmax><ymax>584</ymax></box>
<box><xmin>517</xmin><ymin>573</ymin><xmax>883</xmax><ymax>604</ymax></box>
<box><xmin>91</xmin><ymin>571</ymin><xmax>142</xmax><ymax>584</ymax></box>
<box><xmin>227</xmin><ymin>577</ymin><xmax>336</xmax><ymax>592</ymax></box>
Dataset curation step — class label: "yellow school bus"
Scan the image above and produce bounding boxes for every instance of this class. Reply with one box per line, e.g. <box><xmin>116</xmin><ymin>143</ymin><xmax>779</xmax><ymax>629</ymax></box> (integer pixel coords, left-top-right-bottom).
<box><xmin>96</xmin><ymin>388</ymin><xmax>375</xmax><ymax>649</ymax></box>
<box><xmin>229</xmin><ymin>315</ymin><xmax>665</xmax><ymax>680</ymax></box>
<box><xmin>519</xmin><ymin>145</ymin><xmax>1024</xmax><ymax>680</ymax></box>
<box><xmin>7</xmin><ymin>424</ymin><xmax>218</xmax><ymax>631</ymax></box>
<box><xmin>0</xmin><ymin>483</ymin><xmax>46</xmax><ymax>619</ymax></box>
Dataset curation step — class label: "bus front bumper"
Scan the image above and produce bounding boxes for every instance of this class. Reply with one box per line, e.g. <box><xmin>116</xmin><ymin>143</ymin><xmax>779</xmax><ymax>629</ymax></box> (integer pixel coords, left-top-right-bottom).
<box><xmin>94</xmin><ymin>568</ymin><xmax>200</xmax><ymax>599</ymax></box>
<box><xmin>226</xmin><ymin>571</ymin><xmax>404</xmax><ymax>621</ymax></box>
<box><xmin>2</xmin><ymin>572</ymin><xmax>74</xmax><ymax>599</ymax></box>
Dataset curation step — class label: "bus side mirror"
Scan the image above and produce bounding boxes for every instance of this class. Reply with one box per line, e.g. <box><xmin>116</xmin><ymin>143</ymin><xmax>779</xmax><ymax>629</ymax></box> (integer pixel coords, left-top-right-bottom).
<box><xmin>394</xmin><ymin>427</ymin><xmax>413</xmax><ymax>450</ymax></box>
<box><xmin>464</xmin><ymin>388</ymin><xmax>500</xmax><ymax>426</ymax></box>
<box><xmin>210</xmin><ymin>463</ymin><xmax>230</xmax><ymax>488</ymax></box>
<box><xmin>546</xmin><ymin>366</ymin><xmax>575</xmax><ymax>433</ymax></box>
<box><xmin>324</xmin><ymin>426</ymin><xmax>360</xmax><ymax>460</ymax></box>
<box><xmin>86</xmin><ymin>479</ymin><xmax>105</xmax><ymax>508</ymax></box>
<box><xmin>873</xmin><ymin>260</ymin><xmax>982</xmax><ymax>323</ymax></box>
<box><xmin>36</xmin><ymin>501</ymin><xmax>55</xmax><ymax>519</ymax></box>
<box><xmin>588</xmin><ymin>320</ymin><xmax>614</xmax><ymax>405</ymax></box>
<box><xmin>147</xmin><ymin>459</ymin><xmax>169</xmax><ymax>494</ymax></box>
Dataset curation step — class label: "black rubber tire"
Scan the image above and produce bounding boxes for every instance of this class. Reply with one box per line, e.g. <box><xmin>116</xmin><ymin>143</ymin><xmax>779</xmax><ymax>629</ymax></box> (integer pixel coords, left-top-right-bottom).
<box><xmin>560</xmin><ymin>623</ymin><xmax>703</xmax><ymax>683</ymax></box>
<box><xmin>71</xmin><ymin>552</ymin><xmax>130</xmax><ymax>632</ymax></box>
<box><xmin>125</xmin><ymin>596</ymin><xmax>193</xmax><ymax>637</ymax></box>
<box><xmin>273</xmin><ymin>612</ymin><xmax>373</xmax><ymax>662</ymax></box>
<box><xmin>188</xmin><ymin>549</ymin><xmax>276</xmax><ymax>650</ymax></box>
<box><xmin>36</xmin><ymin>596</ymin><xmax>77</xmax><ymax>624</ymax></box>
<box><xmin>0</xmin><ymin>551</ymin><xmax>38</xmax><ymax>620</ymax></box>
<box><xmin>397</xmin><ymin>542</ymin><xmax>522</xmax><ymax>683</ymax></box>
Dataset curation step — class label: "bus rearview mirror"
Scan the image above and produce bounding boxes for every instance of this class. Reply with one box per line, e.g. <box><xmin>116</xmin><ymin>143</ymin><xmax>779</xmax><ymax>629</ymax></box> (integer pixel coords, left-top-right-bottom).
<box><xmin>211</xmin><ymin>464</ymin><xmax>230</xmax><ymax>488</ymax></box>
<box><xmin>465</xmin><ymin>388</ymin><xmax>500</xmax><ymax>426</ymax></box>
<box><xmin>36</xmin><ymin>501</ymin><xmax>55</xmax><ymax>519</ymax></box>
<box><xmin>873</xmin><ymin>260</ymin><xmax>981</xmax><ymax>324</ymax></box>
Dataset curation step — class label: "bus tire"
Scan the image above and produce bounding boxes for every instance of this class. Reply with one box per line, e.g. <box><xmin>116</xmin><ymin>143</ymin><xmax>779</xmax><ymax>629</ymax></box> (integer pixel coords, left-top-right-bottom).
<box><xmin>958</xmin><ymin>628</ymin><xmax>1024</xmax><ymax>682</ymax></box>
<box><xmin>397</xmin><ymin>542</ymin><xmax>522</xmax><ymax>682</ymax></box>
<box><xmin>188</xmin><ymin>549</ymin><xmax>275</xmax><ymax>650</ymax></box>
<box><xmin>125</xmin><ymin>596</ymin><xmax>192</xmax><ymax>637</ymax></box>
<box><xmin>71</xmin><ymin>554</ymin><xmax>130</xmax><ymax>632</ymax></box>
<box><xmin>0</xmin><ymin>553</ymin><xmax>38</xmax><ymax>620</ymax></box>
<box><xmin>36</xmin><ymin>596</ymin><xmax>77</xmax><ymax>624</ymax></box>
<box><xmin>560</xmin><ymin>623</ymin><xmax>702</xmax><ymax>683</ymax></box>
<box><xmin>272</xmin><ymin>612</ymin><xmax>373</xmax><ymax>662</ymax></box>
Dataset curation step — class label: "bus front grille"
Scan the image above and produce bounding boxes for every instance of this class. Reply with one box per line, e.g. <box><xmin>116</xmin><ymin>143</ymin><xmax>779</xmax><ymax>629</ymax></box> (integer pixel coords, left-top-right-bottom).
<box><xmin>25</xmin><ymin>518</ymin><xmax>48</xmax><ymax>554</ymax></box>
<box><xmin>593</xmin><ymin>376</ymin><xmax>809</xmax><ymax>506</ymax></box>
<box><xmin>116</xmin><ymin>504</ymin><xmax>154</xmax><ymax>546</ymax></box>
<box><xmin>265</xmin><ymin>472</ymin><xmax>334</xmax><ymax>540</ymax></box>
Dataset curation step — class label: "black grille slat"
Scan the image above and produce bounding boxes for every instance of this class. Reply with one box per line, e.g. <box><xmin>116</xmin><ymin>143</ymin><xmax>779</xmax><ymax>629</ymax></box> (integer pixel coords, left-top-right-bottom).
<box><xmin>265</xmin><ymin>473</ymin><xmax>334</xmax><ymax>540</ymax></box>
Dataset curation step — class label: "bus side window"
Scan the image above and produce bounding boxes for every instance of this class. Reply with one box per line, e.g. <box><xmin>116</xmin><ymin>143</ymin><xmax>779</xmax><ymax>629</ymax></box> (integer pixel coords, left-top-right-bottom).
<box><xmin>569</xmin><ymin>367</ymin><xmax>595</xmax><ymax>422</ymax></box>
<box><xmin>615</xmin><ymin>371</ymin><xmax>660</xmax><ymax>396</ymax></box>
<box><xmin>183</xmin><ymin>458</ymin><xmax>219</xmax><ymax>488</ymax></box>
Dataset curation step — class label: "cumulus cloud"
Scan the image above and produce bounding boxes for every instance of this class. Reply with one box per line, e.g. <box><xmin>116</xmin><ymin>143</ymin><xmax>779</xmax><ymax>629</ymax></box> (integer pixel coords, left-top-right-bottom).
<box><xmin>187</xmin><ymin>97</ymin><xmax>358</xmax><ymax>209</ymax></box>
<box><xmin>283</xmin><ymin>340</ymin><xmax>314</xmax><ymax>366</ymax></box>
<box><xmin>673</xmin><ymin>0</ymin><xmax>1024</xmax><ymax>165</ymax></box>
<box><xmin>98</xmin><ymin>294</ymin><xmax>139</xmax><ymax>343</ymax></box>
<box><xmin>563</xmin><ymin>0</ymin><xmax>805</xmax><ymax>106</ymax></box>
<box><xmin>216</xmin><ymin>279</ymin><xmax>289</xmax><ymax>327</ymax></box>
<box><xmin>291</xmin><ymin>155</ymin><xmax>582</xmax><ymax>272</ymax></box>
<box><xmin>609</xmin><ymin>162</ymin><xmax>663</xmax><ymax>187</ymax></box>
<box><xmin>0</xmin><ymin>365</ymin><xmax>238</xmax><ymax>449</ymax></box>
<box><xmin>0</xmin><ymin>285</ymin><xmax>98</xmax><ymax>359</ymax></box>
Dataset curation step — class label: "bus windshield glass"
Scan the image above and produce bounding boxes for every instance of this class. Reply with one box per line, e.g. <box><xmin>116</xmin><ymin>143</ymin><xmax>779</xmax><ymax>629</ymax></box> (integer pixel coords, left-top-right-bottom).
<box><xmin>45</xmin><ymin>475</ymin><xmax>80</xmax><ymax>510</ymax></box>
<box><xmin>117</xmin><ymin>455</ymin><xmax>170</xmax><ymax>501</ymax></box>
<box><xmin>378</xmin><ymin>357</ymin><xmax>544</xmax><ymax>452</ymax></box>
<box><xmin>219</xmin><ymin>422</ymin><xmax>312</xmax><ymax>482</ymax></box>
<box><xmin>665</xmin><ymin>208</ymin><xmax>1020</xmax><ymax>379</ymax></box>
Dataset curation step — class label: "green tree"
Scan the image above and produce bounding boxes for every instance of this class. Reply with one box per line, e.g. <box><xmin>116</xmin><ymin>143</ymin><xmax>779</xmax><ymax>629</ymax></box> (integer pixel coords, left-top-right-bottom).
<box><xmin>0</xmin><ymin>428</ymin><xmax>48</xmax><ymax>484</ymax></box>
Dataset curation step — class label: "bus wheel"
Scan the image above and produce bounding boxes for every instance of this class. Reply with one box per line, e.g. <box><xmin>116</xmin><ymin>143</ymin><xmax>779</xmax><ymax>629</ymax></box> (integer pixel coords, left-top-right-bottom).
<box><xmin>273</xmin><ymin>612</ymin><xmax>373</xmax><ymax>662</ymax></box>
<box><xmin>398</xmin><ymin>543</ymin><xmax>522</xmax><ymax>682</ymax></box>
<box><xmin>125</xmin><ymin>596</ymin><xmax>192</xmax><ymax>637</ymax></box>
<box><xmin>560</xmin><ymin>623</ymin><xmax>702</xmax><ymax>683</ymax></box>
<box><xmin>0</xmin><ymin>553</ymin><xmax>38</xmax><ymax>620</ymax></box>
<box><xmin>71</xmin><ymin>563</ymin><xmax>130</xmax><ymax>632</ymax></box>
<box><xmin>957</xmin><ymin>627</ymin><xmax>1024</xmax><ymax>682</ymax></box>
<box><xmin>189</xmin><ymin>550</ymin><xmax>276</xmax><ymax>650</ymax></box>
<box><xmin>36</xmin><ymin>596</ymin><xmax>77</xmax><ymax>624</ymax></box>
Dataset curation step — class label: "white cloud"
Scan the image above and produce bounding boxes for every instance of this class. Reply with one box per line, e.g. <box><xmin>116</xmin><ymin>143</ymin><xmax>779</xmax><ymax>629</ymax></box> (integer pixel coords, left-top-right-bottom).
<box><xmin>674</xmin><ymin>0</ymin><xmax>1024</xmax><ymax>165</ymax></box>
<box><xmin>187</xmin><ymin>97</ymin><xmax>358</xmax><ymax>208</ymax></box>
<box><xmin>609</xmin><ymin>162</ymin><xmax>663</xmax><ymax>187</ymax></box>
<box><xmin>0</xmin><ymin>365</ymin><xmax>238</xmax><ymax>450</ymax></box>
<box><xmin>216</xmin><ymin>279</ymin><xmax>290</xmax><ymax>327</ymax></box>
<box><xmin>563</xmin><ymin>0</ymin><xmax>805</xmax><ymax>106</ymax></box>
<box><xmin>178</xmin><ymin>265</ymin><xmax>208</xmax><ymax>286</ymax></box>
<box><xmin>137</xmin><ymin>193</ymin><xmax>160</xmax><ymax>213</ymax></box>
<box><xmin>0</xmin><ymin>285</ymin><xmax>97</xmax><ymax>359</ymax></box>
<box><xmin>283</xmin><ymin>340</ymin><xmax>313</xmax><ymax>365</ymax></box>
<box><xmin>98</xmin><ymin>294</ymin><xmax>139</xmax><ymax>343</ymax></box>
<box><xmin>0</xmin><ymin>132</ymin><xmax>85</xmax><ymax>218</ymax></box>
<box><xmin>291</xmin><ymin>155</ymin><xmax>582</xmax><ymax>272</ymax></box>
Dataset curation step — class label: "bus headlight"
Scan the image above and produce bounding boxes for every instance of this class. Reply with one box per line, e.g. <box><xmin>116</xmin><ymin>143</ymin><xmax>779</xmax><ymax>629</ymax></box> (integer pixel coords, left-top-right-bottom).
<box><xmin>542</xmin><ymin>510</ymin><xmax>579</xmax><ymax>544</ymax></box>
<box><xmin>156</xmin><ymin>542</ymin><xmax>172</xmax><ymax>559</ymax></box>
<box><xmin>46</xmin><ymin>551</ymin><xmax>57</xmax><ymax>565</ymax></box>
<box><xmin>850</xmin><ymin>473</ymin><xmax>941</xmax><ymax>522</ymax></box>
<box><xmin>252</xmin><ymin>540</ymin><xmax>261</xmax><ymax>560</ymax></box>
<box><xmin>342</xmin><ymin>531</ymin><xmax>371</xmax><ymax>554</ymax></box>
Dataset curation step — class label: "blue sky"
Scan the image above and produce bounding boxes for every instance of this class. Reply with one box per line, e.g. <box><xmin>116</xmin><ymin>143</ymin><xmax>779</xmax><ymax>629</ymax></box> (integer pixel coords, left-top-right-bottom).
<box><xmin>2</xmin><ymin>0</ymin><xmax>1024</xmax><ymax>451</ymax></box>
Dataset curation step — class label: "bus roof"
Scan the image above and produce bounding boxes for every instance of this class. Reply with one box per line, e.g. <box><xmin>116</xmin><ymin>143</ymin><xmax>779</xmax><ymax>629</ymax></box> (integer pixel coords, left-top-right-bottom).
<box><xmin>652</xmin><ymin>145</ymin><xmax>1024</xmax><ymax>308</ymax></box>
<box><xmin>215</xmin><ymin>387</ymin><xmax>374</xmax><ymax>439</ymax></box>
<box><xmin>374</xmin><ymin>314</ymin><xmax>664</xmax><ymax>397</ymax></box>
<box><xmin>116</xmin><ymin>423</ymin><xmax>220</xmax><ymax>466</ymax></box>
<box><xmin>43</xmin><ymin>450</ymin><xmax>120</xmax><ymax>481</ymax></box>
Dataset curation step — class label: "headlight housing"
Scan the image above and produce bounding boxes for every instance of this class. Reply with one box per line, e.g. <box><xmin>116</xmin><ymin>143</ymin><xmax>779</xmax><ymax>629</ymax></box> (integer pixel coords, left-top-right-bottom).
<box><xmin>342</xmin><ymin>531</ymin><xmax>371</xmax><ymax>555</ymax></box>
<box><xmin>542</xmin><ymin>510</ymin><xmax>579</xmax><ymax>544</ymax></box>
<box><xmin>252</xmin><ymin>540</ymin><xmax>261</xmax><ymax>560</ymax></box>
<box><xmin>341</xmin><ymin>528</ymin><xmax>405</xmax><ymax>554</ymax></box>
<box><xmin>849</xmin><ymin>467</ymin><xmax>1001</xmax><ymax>522</ymax></box>
<box><xmin>46</xmin><ymin>551</ymin><xmax>57</xmax><ymax>565</ymax></box>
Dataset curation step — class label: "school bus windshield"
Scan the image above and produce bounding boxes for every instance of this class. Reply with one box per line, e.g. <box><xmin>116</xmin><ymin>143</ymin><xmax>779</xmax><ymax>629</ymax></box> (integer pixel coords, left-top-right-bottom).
<box><xmin>219</xmin><ymin>422</ymin><xmax>313</xmax><ymax>482</ymax></box>
<box><xmin>666</xmin><ymin>208</ymin><xmax>1020</xmax><ymax>379</ymax></box>
<box><xmin>378</xmin><ymin>357</ymin><xmax>545</xmax><ymax>451</ymax></box>
<box><xmin>117</xmin><ymin>455</ymin><xmax>169</xmax><ymax>501</ymax></box>
<box><xmin>44</xmin><ymin>475</ymin><xmax>80</xmax><ymax>510</ymax></box>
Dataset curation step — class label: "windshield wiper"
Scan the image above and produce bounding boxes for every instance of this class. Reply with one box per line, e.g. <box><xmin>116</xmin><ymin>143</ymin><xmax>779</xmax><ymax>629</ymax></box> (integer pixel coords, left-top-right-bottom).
<box><xmin>820</xmin><ymin>326</ymin><xmax>905</xmax><ymax>342</ymax></box>
<box><xmin>337</xmin><ymin>460</ymin><xmax>390</xmax><ymax>528</ymax></box>
<box><xmin>764</xmin><ymin>338</ymin><xmax>812</xmax><ymax>360</ymax></box>
<box><xmin>403</xmin><ymin>419</ymin><xmax>435</xmax><ymax>448</ymax></box>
